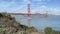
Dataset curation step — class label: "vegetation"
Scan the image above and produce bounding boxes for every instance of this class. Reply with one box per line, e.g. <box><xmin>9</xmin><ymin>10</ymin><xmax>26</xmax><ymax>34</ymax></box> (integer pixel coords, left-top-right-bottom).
<box><xmin>1</xmin><ymin>12</ymin><xmax>60</xmax><ymax>34</ymax></box>
<box><xmin>0</xmin><ymin>12</ymin><xmax>38</xmax><ymax>34</ymax></box>
<box><xmin>44</xmin><ymin>27</ymin><xmax>60</xmax><ymax>34</ymax></box>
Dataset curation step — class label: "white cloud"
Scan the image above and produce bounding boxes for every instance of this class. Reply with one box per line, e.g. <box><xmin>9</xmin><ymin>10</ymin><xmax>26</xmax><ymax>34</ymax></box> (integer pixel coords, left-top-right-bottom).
<box><xmin>0</xmin><ymin>0</ymin><xmax>26</xmax><ymax>13</ymax></box>
<box><xmin>39</xmin><ymin>5</ymin><xmax>60</xmax><ymax>15</ymax></box>
<box><xmin>31</xmin><ymin>5</ymin><xmax>60</xmax><ymax>15</ymax></box>
<box><xmin>6</xmin><ymin>6</ymin><xmax>25</xmax><ymax>13</ymax></box>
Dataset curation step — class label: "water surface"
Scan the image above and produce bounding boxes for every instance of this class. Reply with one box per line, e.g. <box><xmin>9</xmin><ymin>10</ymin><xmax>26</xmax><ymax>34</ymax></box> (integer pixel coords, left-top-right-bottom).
<box><xmin>11</xmin><ymin>15</ymin><xmax>60</xmax><ymax>31</ymax></box>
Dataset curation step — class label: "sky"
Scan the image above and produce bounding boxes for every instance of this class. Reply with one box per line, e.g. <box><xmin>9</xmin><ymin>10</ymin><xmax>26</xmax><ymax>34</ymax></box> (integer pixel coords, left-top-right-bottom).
<box><xmin>0</xmin><ymin>0</ymin><xmax>60</xmax><ymax>15</ymax></box>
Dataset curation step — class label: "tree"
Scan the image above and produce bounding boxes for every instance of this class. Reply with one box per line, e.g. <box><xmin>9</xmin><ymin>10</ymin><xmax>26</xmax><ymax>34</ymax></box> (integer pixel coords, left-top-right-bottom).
<box><xmin>44</xmin><ymin>27</ymin><xmax>60</xmax><ymax>34</ymax></box>
<box><xmin>44</xmin><ymin>27</ymin><xmax>52</xmax><ymax>34</ymax></box>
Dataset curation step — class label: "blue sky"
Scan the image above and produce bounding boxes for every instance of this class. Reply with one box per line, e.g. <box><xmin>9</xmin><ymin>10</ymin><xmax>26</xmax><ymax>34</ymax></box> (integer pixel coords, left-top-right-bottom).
<box><xmin>0</xmin><ymin>0</ymin><xmax>60</xmax><ymax>15</ymax></box>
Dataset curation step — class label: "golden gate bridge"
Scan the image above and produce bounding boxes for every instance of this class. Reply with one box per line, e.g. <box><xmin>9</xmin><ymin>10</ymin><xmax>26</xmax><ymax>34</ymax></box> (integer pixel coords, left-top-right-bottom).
<box><xmin>9</xmin><ymin>4</ymin><xmax>48</xmax><ymax>27</ymax></box>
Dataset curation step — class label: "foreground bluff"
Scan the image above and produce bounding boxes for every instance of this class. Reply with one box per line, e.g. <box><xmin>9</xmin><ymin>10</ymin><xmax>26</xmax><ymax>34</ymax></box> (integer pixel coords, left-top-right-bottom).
<box><xmin>0</xmin><ymin>13</ymin><xmax>39</xmax><ymax>34</ymax></box>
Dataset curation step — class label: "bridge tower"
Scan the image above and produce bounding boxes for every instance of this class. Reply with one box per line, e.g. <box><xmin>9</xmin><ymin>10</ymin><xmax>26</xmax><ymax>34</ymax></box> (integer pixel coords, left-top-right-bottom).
<box><xmin>27</xmin><ymin>4</ymin><xmax>31</xmax><ymax>27</ymax></box>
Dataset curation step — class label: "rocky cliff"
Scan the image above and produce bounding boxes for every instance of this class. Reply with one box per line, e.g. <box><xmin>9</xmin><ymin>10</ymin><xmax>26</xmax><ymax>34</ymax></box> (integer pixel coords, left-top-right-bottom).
<box><xmin>0</xmin><ymin>13</ymin><xmax>38</xmax><ymax>34</ymax></box>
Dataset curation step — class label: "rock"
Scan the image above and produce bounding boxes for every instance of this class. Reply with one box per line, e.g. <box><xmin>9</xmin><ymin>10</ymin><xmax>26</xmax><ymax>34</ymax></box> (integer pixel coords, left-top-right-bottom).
<box><xmin>0</xmin><ymin>13</ymin><xmax>40</xmax><ymax>34</ymax></box>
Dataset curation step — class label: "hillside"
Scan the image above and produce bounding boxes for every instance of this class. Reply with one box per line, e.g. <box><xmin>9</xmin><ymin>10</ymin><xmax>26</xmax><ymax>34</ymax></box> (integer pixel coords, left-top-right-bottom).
<box><xmin>0</xmin><ymin>13</ymin><xmax>39</xmax><ymax>34</ymax></box>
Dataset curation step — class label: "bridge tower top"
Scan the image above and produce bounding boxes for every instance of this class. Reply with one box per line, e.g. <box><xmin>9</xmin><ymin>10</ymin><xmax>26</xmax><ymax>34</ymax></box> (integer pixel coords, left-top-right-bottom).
<box><xmin>28</xmin><ymin>4</ymin><xmax>30</xmax><ymax>15</ymax></box>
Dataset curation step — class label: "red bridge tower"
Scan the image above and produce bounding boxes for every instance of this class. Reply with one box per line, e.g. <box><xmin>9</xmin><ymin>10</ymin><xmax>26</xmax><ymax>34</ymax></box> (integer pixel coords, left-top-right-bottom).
<box><xmin>27</xmin><ymin>4</ymin><xmax>31</xmax><ymax>27</ymax></box>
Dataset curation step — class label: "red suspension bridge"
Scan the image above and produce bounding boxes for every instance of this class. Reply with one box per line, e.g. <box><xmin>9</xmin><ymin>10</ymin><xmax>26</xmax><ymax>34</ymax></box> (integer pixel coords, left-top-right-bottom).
<box><xmin>9</xmin><ymin>4</ymin><xmax>48</xmax><ymax>27</ymax></box>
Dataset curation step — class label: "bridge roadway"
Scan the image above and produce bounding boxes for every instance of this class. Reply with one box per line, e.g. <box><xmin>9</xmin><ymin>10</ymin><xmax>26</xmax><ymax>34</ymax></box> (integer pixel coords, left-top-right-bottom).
<box><xmin>9</xmin><ymin>13</ymin><xmax>48</xmax><ymax>17</ymax></box>
<box><xmin>9</xmin><ymin>13</ymin><xmax>39</xmax><ymax>15</ymax></box>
